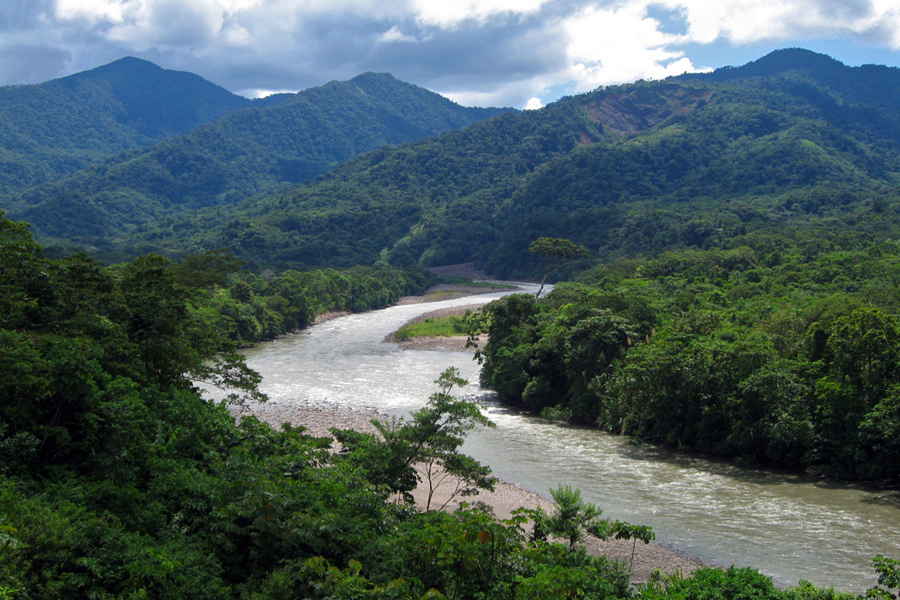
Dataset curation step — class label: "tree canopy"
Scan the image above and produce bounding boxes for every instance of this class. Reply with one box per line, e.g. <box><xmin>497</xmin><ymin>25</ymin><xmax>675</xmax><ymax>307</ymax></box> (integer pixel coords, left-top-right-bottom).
<box><xmin>529</xmin><ymin>237</ymin><xmax>590</xmax><ymax>297</ymax></box>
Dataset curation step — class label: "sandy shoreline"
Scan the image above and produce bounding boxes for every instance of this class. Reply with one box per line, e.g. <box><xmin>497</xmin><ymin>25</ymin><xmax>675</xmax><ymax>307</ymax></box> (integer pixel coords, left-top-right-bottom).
<box><xmin>241</xmin><ymin>397</ymin><xmax>707</xmax><ymax>583</ymax></box>
<box><xmin>382</xmin><ymin>303</ymin><xmax>484</xmax><ymax>352</ymax></box>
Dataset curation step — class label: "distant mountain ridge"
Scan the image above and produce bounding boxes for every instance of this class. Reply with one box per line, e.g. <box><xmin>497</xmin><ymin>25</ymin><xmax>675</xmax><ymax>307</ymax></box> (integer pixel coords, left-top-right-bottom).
<box><xmin>104</xmin><ymin>48</ymin><xmax>900</xmax><ymax>274</ymax></box>
<box><xmin>680</xmin><ymin>47</ymin><xmax>900</xmax><ymax>121</ymax></box>
<box><xmin>3</xmin><ymin>70</ymin><xmax>513</xmax><ymax>245</ymax></box>
<box><xmin>0</xmin><ymin>57</ymin><xmax>288</xmax><ymax>195</ymax></box>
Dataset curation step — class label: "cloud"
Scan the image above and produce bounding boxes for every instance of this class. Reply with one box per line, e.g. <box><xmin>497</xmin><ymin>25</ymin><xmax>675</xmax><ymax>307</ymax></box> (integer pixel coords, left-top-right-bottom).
<box><xmin>0</xmin><ymin>0</ymin><xmax>897</xmax><ymax>108</ymax></box>
<box><xmin>0</xmin><ymin>0</ymin><xmax>55</xmax><ymax>31</ymax></box>
<box><xmin>410</xmin><ymin>0</ymin><xmax>550</xmax><ymax>28</ymax></box>
<box><xmin>102</xmin><ymin>0</ymin><xmax>225</xmax><ymax>50</ymax></box>
<box><xmin>562</xmin><ymin>2</ymin><xmax>704</xmax><ymax>91</ymax></box>
<box><xmin>663</xmin><ymin>0</ymin><xmax>898</xmax><ymax>47</ymax></box>
<box><xmin>378</xmin><ymin>25</ymin><xmax>420</xmax><ymax>43</ymax></box>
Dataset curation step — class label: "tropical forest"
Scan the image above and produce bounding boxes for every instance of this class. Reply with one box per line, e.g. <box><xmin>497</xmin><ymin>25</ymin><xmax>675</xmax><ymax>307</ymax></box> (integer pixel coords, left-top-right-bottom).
<box><xmin>1</xmin><ymin>48</ymin><xmax>900</xmax><ymax>599</ymax></box>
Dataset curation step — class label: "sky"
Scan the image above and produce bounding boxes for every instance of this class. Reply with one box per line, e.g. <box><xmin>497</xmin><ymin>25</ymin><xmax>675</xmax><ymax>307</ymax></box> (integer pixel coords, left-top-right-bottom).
<box><xmin>2</xmin><ymin>0</ymin><xmax>899</xmax><ymax>109</ymax></box>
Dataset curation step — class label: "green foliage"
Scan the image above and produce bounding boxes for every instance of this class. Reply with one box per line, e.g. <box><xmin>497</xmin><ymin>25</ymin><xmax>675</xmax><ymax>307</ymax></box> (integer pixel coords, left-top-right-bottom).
<box><xmin>639</xmin><ymin>566</ymin><xmax>783</xmax><ymax>600</ymax></box>
<box><xmin>529</xmin><ymin>237</ymin><xmax>591</xmax><ymax>298</ymax></box>
<box><xmin>543</xmin><ymin>486</ymin><xmax>603</xmax><ymax>548</ymax></box>
<box><xmin>480</xmin><ymin>235</ymin><xmax>900</xmax><ymax>483</ymax></box>
<box><xmin>639</xmin><ymin>565</ymin><xmax>862</xmax><ymax>600</ymax></box>
<box><xmin>395</xmin><ymin>316</ymin><xmax>468</xmax><ymax>341</ymax></box>
<box><xmin>5</xmin><ymin>73</ymin><xmax>510</xmax><ymax>251</ymax></box>
<box><xmin>535</xmin><ymin>485</ymin><xmax>654</xmax><ymax>565</ymax></box>
<box><xmin>73</xmin><ymin>49</ymin><xmax>900</xmax><ymax>277</ymax></box>
<box><xmin>868</xmin><ymin>556</ymin><xmax>900</xmax><ymax>600</ymax></box>
<box><xmin>0</xmin><ymin>57</ymin><xmax>271</xmax><ymax>197</ymax></box>
<box><xmin>0</xmin><ymin>212</ymin><xmax>878</xmax><ymax>600</ymax></box>
<box><xmin>333</xmin><ymin>368</ymin><xmax>496</xmax><ymax>509</ymax></box>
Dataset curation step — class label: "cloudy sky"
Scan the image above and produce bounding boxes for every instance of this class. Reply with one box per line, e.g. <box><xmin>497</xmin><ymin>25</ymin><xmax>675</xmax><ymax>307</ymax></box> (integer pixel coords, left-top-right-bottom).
<box><xmin>2</xmin><ymin>0</ymin><xmax>900</xmax><ymax>109</ymax></box>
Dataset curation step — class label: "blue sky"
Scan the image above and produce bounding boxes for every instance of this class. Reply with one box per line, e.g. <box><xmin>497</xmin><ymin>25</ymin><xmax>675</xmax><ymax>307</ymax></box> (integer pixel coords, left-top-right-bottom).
<box><xmin>2</xmin><ymin>0</ymin><xmax>899</xmax><ymax>108</ymax></box>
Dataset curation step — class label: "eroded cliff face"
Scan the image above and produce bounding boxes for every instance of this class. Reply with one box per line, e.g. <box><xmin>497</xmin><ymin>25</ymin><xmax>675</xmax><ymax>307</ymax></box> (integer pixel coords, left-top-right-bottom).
<box><xmin>584</xmin><ymin>85</ymin><xmax>710</xmax><ymax>135</ymax></box>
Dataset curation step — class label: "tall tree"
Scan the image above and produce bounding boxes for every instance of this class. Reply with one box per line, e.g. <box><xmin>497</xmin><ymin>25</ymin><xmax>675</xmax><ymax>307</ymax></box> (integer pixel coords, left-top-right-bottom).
<box><xmin>529</xmin><ymin>237</ymin><xmax>590</xmax><ymax>298</ymax></box>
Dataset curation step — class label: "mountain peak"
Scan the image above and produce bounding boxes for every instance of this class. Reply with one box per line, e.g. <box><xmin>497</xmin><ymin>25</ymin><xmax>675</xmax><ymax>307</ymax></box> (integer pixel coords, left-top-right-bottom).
<box><xmin>51</xmin><ymin>57</ymin><xmax>255</xmax><ymax>139</ymax></box>
<box><xmin>350</xmin><ymin>72</ymin><xmax>397</xmax><ymax>82</ymax></box>
<box><xmin>732</xmin><ymin>48</ymin><xmax>843</xmax><ymax>77</ymax></box>
<box><xmin>63</xmin><ymin>56</ymin><xmax>170</xmax><ymax>84</ymax></box>
<box><xmin>679</xmin><ymin>48</ymin><xmax>847</xmax><ymax>83</ymax></box>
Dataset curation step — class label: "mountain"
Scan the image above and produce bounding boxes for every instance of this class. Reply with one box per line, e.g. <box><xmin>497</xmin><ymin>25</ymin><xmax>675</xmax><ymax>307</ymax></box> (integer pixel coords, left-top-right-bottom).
<box><xmin>104</xmin><ymin>49</ymin><xmax>900</xmax><ymax>274</ymax></box>
<box><xmin>679</xmin><ymin>47</ymin><xmax>900</xmax><ymax>127</ymax></box>
<box><xmin>0</xmin><ymin>57</ymin><xmax>288</xmax><ymax>195</ymax></box>
<box><xmin>3</xmin><ymin>72</ymin><xmax>513</xmax><ymax>248</ymax></box>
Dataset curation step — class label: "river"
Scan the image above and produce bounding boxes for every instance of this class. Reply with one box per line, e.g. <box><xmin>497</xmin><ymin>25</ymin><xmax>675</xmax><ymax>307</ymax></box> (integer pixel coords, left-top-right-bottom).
<box><xmin>226</xmin><ymin>284</ymin><xmax>900</xmax><ymax>594</ymax></box>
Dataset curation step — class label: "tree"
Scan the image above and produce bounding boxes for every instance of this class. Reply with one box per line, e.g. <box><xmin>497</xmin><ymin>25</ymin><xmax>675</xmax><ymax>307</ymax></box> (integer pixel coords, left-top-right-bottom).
<box><xmin>332</xmin><ymin>368</ymin><xmax>497</xmax><ymax>508</ymax></box>
<box><xmin>537</xmin><ymin>485</ymin><xmax>654</xmax><ymax>571</ymax></box>
<box><xmin>171</xmin><ymin>248</ymin><xmax>243</xmax><ymax>289</ymax></box>
<box><xmin>543</xmin><ymin>485</ymin><xmax>602</xmax><ymax>548</ymax></box>
<box><xmin>529</xmin><ymin>237</ymin><xmax>590</xmax><ymax>298</ymax></box>
<box><xmin>0</xmin><ymin>215</ymin><xmax>52</xmax><ymax>330</ymax></box>
<box><xmin>869</xmin><ymin>556</ymin><xmax>900</xmax><ymax>600</ymax></box>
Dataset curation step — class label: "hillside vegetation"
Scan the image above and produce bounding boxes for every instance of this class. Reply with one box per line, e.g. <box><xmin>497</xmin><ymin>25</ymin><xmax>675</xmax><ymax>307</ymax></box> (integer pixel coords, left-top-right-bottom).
<box><xmin>3</xmin><ymin>48</ymin><xmax>900</xmax><ymax>599</ymax></box>
<box><xmin>95</xmin><ymin>48</ymin><xmax>900</xmax><ymax>274</ymax></box>
<box><xmin>3</xmin><ymin>72</ymin><xmax>511</xmax><ymax>254</ymax></box>
<box><xmin>474</xmin><ymin>236</ymin><xmax>900</xmax><ymax>483</ymax></box>
<box><xmin>0</xmin><ymin>57</ymin><xmax>286</xmax><ymax>196</ymax></box>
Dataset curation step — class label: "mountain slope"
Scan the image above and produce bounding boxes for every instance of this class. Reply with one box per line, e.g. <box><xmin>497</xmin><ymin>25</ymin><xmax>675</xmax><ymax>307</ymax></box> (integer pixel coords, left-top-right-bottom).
<box><xmin>4</xmin><ymin>72</ymin><xmax>513</xmax><ymax>245</ymax></box>
<box><xmin>110</xmin><ymin>49</ymin><xmax>900</xmax><ymax>274</ymax></box>
<box><xmin>0</xmin><ymin>57</ymin><xmax>285</xmax><ymax>195</ymax></box>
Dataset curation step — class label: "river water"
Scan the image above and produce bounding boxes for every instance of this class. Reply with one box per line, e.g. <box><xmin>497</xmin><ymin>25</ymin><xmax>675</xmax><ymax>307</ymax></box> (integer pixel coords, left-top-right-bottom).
<box><xmin>228</xmin><ymin>285</ymin><xmax>900</xmax><ymax>594</ymax></box>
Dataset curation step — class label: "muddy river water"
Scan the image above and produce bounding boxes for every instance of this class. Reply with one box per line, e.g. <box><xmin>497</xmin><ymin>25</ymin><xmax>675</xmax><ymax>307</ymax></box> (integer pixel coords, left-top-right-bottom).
<box><xmin>226</xmin><ymin>284</ymin><xmax>900</xmax><ymax>593</ymax></box>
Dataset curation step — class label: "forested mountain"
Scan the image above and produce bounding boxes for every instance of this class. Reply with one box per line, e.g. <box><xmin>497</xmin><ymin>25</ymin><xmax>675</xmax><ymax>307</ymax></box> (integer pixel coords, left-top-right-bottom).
<box><xmin>0</xmin><ymin>57</ymin><xmax>288</xmax><ymax>195</ymax></box>
<box><xmin>466</xmin><ymin>49</ymin><xmax>900</xmax><ymax>484</ymax></box>
<box><xmin>106</xmin><ymin>48</ymin><xmax>900</xmax><ymax>273</ymax></box>
<box><xmin>3</xmin><ymin>72</ymin><xmax>512</xmax><ymax>251</ymax></box>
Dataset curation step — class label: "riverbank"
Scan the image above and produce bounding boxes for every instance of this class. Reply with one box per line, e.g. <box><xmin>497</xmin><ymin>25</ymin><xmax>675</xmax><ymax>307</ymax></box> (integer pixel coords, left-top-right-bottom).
<box><xmin>242</xmin><ymin>398</ymin><xmax>707</xmax><ymax>583</ymax></box>
<box><xmin>383</xmin><ymin>303</ymin><xmax>484</xmax><ymax>352</ymax></box>
<box><xmin>227</xmin><ymin>277</ymin><xmax>896</xmax><ymax>594</ymax></box>
<box><xmin>308</xmin><ymin>282</ymin><xmax>509</xmax><ymax>334</ymax></box>
<box><xmin>240</xmin><ymin>280</ymin><xmax>708</xmax><ymax>582</ymax></box>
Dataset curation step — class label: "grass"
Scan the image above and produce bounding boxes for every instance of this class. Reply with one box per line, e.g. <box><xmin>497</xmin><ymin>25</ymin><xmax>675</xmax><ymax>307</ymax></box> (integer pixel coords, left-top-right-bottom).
<box><xmin>394</xmin><ymin>316</ymin><xmax>467</xmax><ymax>341</ymax></box>
<box><xmin>424</xmin><ymin>291</ymin><xmax>462</xmax><ymax>300</ymax></box>
<box><xmin>434</xmin><ymin>276</ymin><xmax>518</xmax><ymax>289</ymax></box>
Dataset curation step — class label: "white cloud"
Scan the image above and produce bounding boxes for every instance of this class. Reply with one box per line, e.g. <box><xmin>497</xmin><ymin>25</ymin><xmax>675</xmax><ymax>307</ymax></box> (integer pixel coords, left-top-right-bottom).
<box><xmin>101</xmin><ymin>0</ymin><xmax>224</xmax><ymax>50</ymax></box>
<box><xmin>378</xmin><ymin>25</ymin><xmax>419</xmax><ymax>43</ymax></box>
<box><xmin>562</xmin><ymin>2</ymin><xmax>705</xmax><ymax>90</ymax></box>
<box><xmin>240</xmin><ymin>87</ymin><xmax>297</xmax><ymax>98</ymax></box>
<box><xmin>410</xmin><ymin>0</ymin><xmax>549</xmax><ymax>28</ymax></box>
<box><xmin>658</xmin><ymin>0</ymin><xmax>900</xmax><ymax>47</ymax></box>
<box><xmin>222</xmin><ymin>21</ymin><xmax>252</xmax><ymax>46</ymax></box>
<box><xmin>442</xmin><ymin>76</ymin><xmax>547</xmax><ymax>107</ymax></box>
<box><xmin>55</xmin><ymin>0</ymin><xmax>129</xmax><ymax>23</ymax></box>
<box><xmin>524</xmin><ymin>96</ymin><xmax>543</xmax><ymax>110</ymax></box>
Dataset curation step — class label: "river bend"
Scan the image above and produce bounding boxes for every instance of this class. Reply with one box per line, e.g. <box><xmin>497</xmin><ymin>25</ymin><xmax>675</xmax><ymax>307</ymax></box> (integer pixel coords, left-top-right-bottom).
<box><xmin>224</xmin><ymin>286</ymin><xmax>900</xmax><ymax>593</ymax></box>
